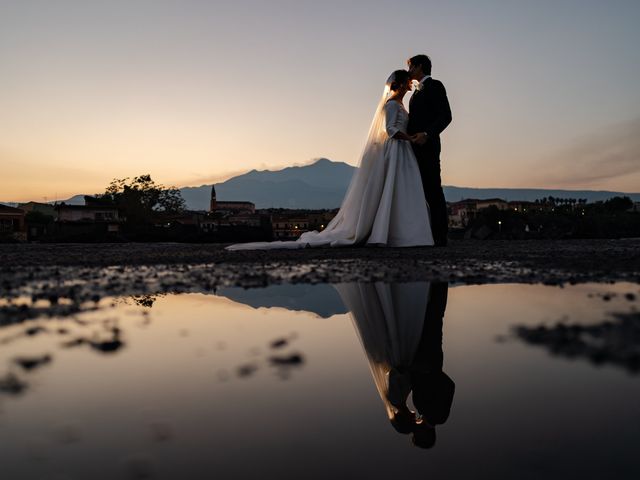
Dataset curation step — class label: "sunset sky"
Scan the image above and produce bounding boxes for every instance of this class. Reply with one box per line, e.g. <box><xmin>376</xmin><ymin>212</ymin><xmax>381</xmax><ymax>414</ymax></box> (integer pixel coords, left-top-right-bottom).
<box><xmin>1</xmin><ymin>0</ymin><xmax>639</xmax><ymax>202</ymax></box>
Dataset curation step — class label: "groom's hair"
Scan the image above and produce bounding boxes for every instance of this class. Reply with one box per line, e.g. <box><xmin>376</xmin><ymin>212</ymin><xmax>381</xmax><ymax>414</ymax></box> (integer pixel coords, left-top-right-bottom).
<box><xmin>408</xmin><ymin>54</ymin><xmax>432</xmax><ymax>75</ymax></box>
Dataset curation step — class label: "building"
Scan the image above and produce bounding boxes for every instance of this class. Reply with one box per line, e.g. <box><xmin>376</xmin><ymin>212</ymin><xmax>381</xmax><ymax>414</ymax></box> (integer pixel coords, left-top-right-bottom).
<box><xmin>154</xmin><ymin>211</ymin><xmax>206</xmax><ymax>229</ymax></box>
<box><xmin>0</xmin><ymin>204</ymin><xmax>27</xmax><ymax>241</ymax></box>
<box><xmin>55</xmin><ymin>196</ymin><xmax>123</xmax><ymax>233</ymax></box>
<box><xmin>209</xmin><ymin>186</ymin><xmax>255</xmax><ymax>216</ymax></box>
<box><xmin>215</xmin><ymin>201</ymin><xmax>256</xmax><ymax>216</ymax></box>
<box><xmin>19</xmin><ymin>201</ymin><xmax>56</xmax><ymax>217</ymax></box>
<box><xmin>475</xmin><ymin>198</ymin><xmax>509</xmax><ymax>211</ymax></box>
<box><xmin>228</xmin><ymin>213</ymin><xmax>263</xmax><ymax>227</ymax></box>
<box><xmin>271</xmin><ymin>215</ymin><xmax>310</xmax><ymax>239</ymax></box>
<box><xmin>448</xmin><ymin>199</ymin><xmax>479</xmax><ymax>228</ymax></box>
<box><xmin>270</xmin><ymin>210</ymin><xmax>336</xmax><ymax>239</ymax></box>
<box><xmin>210</xmin><ymin>185</ymin><xmax>217</xmax><ymax>212</ymax></box>
<box><xmin>508</xmin><ymin>201</ymin><xmax>537</xmax><ymax>212</ymax></box>
<box><xmin>18</xmin><ymin>202</ymin><xmax>56</xmax><ymax>241</ymax></box>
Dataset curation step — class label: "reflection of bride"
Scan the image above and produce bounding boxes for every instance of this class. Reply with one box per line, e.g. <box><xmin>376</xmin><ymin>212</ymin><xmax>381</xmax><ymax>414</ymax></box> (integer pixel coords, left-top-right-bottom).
<box><xmin>226</xmin><ymin>70</ymin><xmax>433</xmax><ymax>250</ymax></box>
<box><xmin>334</xmin><ymin>282</ymin><xmax>454</xmax><ymax>448</ymax></box>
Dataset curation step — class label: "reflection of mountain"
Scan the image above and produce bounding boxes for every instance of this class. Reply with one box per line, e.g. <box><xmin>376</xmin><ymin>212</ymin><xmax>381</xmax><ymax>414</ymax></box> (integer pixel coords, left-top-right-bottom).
<box><xmin>216</xmin><ymin>284</ymin><xmax>347</xmax><ymax>318</ymax></box>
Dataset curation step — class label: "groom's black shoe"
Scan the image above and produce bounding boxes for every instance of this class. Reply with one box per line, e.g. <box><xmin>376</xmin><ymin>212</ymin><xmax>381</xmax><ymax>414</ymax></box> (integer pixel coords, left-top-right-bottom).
<box><xmin>434</xmin><ymin>239</ymin><xmax>448</xmax><ymax>247</ymax></box>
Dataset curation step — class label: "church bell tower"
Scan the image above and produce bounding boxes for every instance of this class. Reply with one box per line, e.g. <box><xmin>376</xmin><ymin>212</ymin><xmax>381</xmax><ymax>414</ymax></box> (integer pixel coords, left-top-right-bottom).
<box><xmin>210</xmin><ymin>185</ymin><xmax>217</xmax><ymax>213</ymax></box>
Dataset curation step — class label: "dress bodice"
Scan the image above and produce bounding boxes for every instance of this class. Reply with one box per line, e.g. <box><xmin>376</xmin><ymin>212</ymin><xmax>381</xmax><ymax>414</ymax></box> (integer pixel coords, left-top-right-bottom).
<box><xmin>384</xmin><ymin>101</ymin><xmax>409</xmax><ymax>138</ymax></box>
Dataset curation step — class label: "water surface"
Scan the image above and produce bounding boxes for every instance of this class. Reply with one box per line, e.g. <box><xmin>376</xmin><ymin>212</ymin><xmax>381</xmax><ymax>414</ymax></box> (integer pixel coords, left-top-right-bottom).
<box><xmin>1</xmin><ymin>282</ymin><xmax>638</xmax><ymax>479</ymax></box>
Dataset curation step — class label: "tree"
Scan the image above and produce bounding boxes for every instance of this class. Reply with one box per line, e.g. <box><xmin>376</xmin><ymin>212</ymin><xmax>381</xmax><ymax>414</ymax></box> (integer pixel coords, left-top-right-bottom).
<box><xmin>25</xmin><ymin>211</ymin><xmax>54</xmax><ymax>225</ymax></box>
<box><xmin>101</xmin><ymin>174</ymin><xmax>185</xmax><ymax>223</ymax></box>
<box><xmin>603</xmin><ymin>196</ymin><xmax>633</xmax><ymax>213</ymax></box>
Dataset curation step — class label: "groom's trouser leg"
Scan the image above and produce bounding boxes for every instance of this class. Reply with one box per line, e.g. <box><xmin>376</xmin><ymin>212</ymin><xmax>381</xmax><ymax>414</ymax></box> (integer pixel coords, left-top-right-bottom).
<box><xmin>420</xmin><ymin>158</ymin><xmax>448</xmax><ymax>245</ymax></box>
<box><xmin>413</xmin><ymin>282</ymin><xmax>448</xmax><ymax>370</ymax></box>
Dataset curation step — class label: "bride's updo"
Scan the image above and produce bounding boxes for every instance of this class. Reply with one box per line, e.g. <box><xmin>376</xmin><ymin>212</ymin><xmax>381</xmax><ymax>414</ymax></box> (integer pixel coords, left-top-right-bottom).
<box><xmin>386</xmin><ymin>70</ymin><xmax>410</xmax><ymax>91</ymax></box>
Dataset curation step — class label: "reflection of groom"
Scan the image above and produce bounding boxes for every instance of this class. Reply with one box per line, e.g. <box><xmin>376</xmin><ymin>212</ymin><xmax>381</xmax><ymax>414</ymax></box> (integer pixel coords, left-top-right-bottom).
<box><xmin>389</xmin><ymin>282</ymin><xmax>455</xmax><ymax>449</ymax></box>
<box><xmin>407</xmin><ymin>55</ymin><xmax>452</xmax><ymax>247</ymax></box>
<box><xmin>410</xmin><ymin>282</ymin><xmax>454</xmax><ymax>448</ymax></box>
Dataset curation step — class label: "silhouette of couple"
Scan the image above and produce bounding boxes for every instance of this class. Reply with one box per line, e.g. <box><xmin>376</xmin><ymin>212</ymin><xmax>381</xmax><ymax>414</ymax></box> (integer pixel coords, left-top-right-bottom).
<box><xmin>227</xmin><ymin>54</ymin><xmax>451</xmax><ymax>251</ymax></box>
<box><xmin>335</xmin><ymin>281</ymin><xmax>454</xmax><ymax>448</ymax></box>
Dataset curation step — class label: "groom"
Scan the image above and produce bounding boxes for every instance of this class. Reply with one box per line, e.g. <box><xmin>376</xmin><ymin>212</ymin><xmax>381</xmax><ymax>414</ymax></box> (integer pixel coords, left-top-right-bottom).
<box><xmin>407</xmin><ymin>54</ymin><xmax>452</xmax><ymax>247</ymax></box>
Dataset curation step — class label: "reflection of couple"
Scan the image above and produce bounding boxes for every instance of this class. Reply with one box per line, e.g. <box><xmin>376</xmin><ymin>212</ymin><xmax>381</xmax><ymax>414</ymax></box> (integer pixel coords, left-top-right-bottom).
<box><xmin>227</xmin><ymin>54</ymin><xmax>451</xmax><ymax>251</ymax></box>
<box><xmin>335</xmin><ymin>282</ymin><xmax>454</xmax><ymax>448</ymax></box>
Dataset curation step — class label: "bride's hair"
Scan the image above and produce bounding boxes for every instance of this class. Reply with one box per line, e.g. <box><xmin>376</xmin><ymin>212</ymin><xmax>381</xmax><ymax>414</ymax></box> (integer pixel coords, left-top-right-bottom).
<box><xmin>387</xmin><ymin>70</ymin><xmax>410</xmax><ymax>91</ymax></box>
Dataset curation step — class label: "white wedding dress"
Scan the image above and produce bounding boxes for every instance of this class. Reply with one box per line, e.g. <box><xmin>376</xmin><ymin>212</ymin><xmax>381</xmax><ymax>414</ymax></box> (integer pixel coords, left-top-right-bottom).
<box><xmin>334</xmin><ymin>282</ymin><xmax>431</xmax><ymax>420</ymax></box>
<box><xmin>226</xmin><ymin>89</ymin><xmax>434</xmax><ymax>250</ymax></box>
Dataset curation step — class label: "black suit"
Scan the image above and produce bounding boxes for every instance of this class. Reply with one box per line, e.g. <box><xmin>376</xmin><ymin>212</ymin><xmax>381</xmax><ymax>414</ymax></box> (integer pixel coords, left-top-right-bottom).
<box><xmin>408</xmin><ymin>78</ymin><xmax>452</xmax><ymax>246</ymax></box>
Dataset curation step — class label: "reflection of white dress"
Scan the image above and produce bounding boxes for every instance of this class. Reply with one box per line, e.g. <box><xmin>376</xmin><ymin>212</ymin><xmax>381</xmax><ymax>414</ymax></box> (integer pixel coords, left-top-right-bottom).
<box><xmin>226</xmin><ymin>101</ymin><xmax>434</xmax><ymax>250</ymax></box>
<box><xmin>334</xmin><ymin>282</ymin><xmax>431</xmax><ymax>419</ymax></box>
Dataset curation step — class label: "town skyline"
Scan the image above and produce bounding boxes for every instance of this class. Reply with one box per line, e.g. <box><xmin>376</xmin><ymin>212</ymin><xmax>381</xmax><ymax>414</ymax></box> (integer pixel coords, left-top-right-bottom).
<box><xmin>2</xmin><ymin>1</ymin><xmax>640</xmax><ymax>201</ymax></box>
<box><xmin>4</xmin><ymin>157</ymin><xmax>640</xmax><ymax>208</ymax></box>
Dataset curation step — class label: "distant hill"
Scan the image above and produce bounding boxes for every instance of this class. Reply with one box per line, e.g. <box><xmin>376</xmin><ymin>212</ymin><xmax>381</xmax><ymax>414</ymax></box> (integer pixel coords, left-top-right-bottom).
<box><xmin>5</xmin><ymin>158</ymin><xmax>639</xmax><ymax>208</ymax></box>
<box><xmin>55</xmin><ymin>194</ymin><xmax>88</xmax><ymax>205</ymax></box>
<box><xmin>178</xmin><ymin>158</ymin><xmax>640</xmax><ymax>210</ymax></box>
<box><xmin>180</xmin><ymin>158</ymin><xmax>354</xmax><ymax>210</ymax></box>
<box><xmin>441</xmin><ymin>186</ymin><xmax>640</xmax><ymax>203</ymax></box>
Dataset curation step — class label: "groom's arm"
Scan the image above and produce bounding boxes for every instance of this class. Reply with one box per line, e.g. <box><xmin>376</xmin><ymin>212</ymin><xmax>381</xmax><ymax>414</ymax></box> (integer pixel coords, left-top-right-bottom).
<box><xmin>424</xmin><ymin>81</ymin><xmax>452</xmax><ymax>137</ymax></box>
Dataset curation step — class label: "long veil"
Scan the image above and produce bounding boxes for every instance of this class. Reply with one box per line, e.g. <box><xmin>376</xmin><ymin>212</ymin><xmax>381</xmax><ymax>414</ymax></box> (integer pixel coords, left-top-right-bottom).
<box><xmin>226</xmin><ymin>79</ymin><xmax>399</xmax><ymax>250</ymax></box>
<box><xmin>314</xmin><ymin>85</ymin><xmax>391</xmax><ymax>236</ymax></box>
<box><xmin>290</xmin><ymin>83</ymin><xmax>394</xmax><ymax>247</ymax></box>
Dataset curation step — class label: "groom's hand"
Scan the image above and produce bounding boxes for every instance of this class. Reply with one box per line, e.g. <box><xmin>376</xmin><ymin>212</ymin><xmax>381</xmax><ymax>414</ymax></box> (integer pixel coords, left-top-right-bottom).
<box><xmin>413</xmin><ymin>132</ymin><xmax>428</xmax><ymax>145</ymax></box>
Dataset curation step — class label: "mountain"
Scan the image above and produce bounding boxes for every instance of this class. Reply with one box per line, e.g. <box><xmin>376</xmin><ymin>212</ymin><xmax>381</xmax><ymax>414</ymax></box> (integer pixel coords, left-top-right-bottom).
<box><xmin>441</xmin><ymin>186</ymin><xmax>640</xmax><ymax>203</ymax></box>
<box><xmin>180</xmin><ymin>158</ymin><xmax>355</xmax><ymax>210</ymax></box>
<box><xmin>178</xmin><ymin>158</ymin><xmax>640</xmax><ymax>210</ymax></box>
<box><xmin>5</xmin><ymin>158</ymin><xmax>639</xmax><ymax>208</ymax></box>
<box><xmin>56</xmin><ymin>194</ymin><xmax>88</xmax><ymax>205</ymax></box>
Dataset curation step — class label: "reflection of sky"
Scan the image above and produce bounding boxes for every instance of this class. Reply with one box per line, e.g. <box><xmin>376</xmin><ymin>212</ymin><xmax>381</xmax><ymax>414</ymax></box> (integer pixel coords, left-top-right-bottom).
<box><xmin>1</xmin><ymin>0</ymin><xmax>640</xmax><ymax>201</ymax></box>
<box><xmin>1</xmin><ymin>283</ymin><xmax>639</xmax><ymax>479</ymax></box>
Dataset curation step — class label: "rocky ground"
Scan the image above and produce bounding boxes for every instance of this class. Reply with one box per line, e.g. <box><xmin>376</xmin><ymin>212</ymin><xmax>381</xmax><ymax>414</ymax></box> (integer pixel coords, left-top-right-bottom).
<box><xmin>1</xmin><ymin>239</ymin><xmax>639</xmax><ymax>390</ymax></box>
<box><xmin>1</xmin><ymin>239</ymin><xmax>638</xmax><ymax>307</ymax></box>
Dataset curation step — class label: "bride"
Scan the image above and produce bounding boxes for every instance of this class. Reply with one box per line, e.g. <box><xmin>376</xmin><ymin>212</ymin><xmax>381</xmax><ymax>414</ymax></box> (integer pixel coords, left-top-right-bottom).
<box><xmin>226</xmin><ymin>70</ymin><xmax>434</xmax><ymax>250</ymax></box>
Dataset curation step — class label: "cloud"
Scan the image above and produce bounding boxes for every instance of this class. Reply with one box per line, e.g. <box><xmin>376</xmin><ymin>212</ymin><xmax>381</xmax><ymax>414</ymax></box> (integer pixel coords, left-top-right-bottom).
<box><xmin>534</xmin><ymin>117</ymin><xmax>640</xmax><ymax>189</ymax></box>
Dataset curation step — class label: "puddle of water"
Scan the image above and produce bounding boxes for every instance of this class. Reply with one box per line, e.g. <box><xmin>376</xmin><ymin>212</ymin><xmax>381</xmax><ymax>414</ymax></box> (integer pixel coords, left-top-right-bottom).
<box><xmin>0</xmin><ymin>282</ymin><xmax>638</xmax><ymax>480</ymax></box>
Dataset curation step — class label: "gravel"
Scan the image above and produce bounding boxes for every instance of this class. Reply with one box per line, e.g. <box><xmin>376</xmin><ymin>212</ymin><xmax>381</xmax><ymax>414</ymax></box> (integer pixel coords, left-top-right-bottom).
<box><xmin>0</xmin><ymin>240</ymin><xmax>638</xmax><ymax>317</ymax></box>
